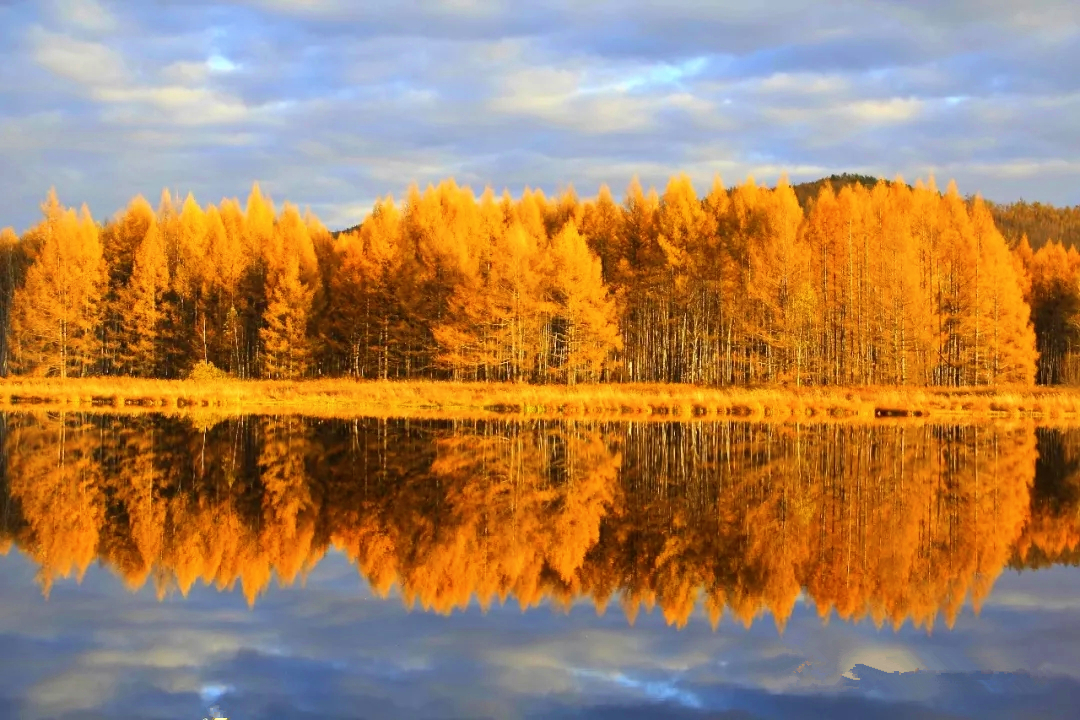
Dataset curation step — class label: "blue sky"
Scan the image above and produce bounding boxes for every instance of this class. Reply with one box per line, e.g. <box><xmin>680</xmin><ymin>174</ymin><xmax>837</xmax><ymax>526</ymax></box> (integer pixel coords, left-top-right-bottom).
<box><xmin>1</xmin><ymin>0</ymin><xmax>1079</xmax><ymax>232</ymax></box>
<box><xmin>4</xmin><ymin>549</ymin><xmax>1080</xmax><ymax>719</ymax></box>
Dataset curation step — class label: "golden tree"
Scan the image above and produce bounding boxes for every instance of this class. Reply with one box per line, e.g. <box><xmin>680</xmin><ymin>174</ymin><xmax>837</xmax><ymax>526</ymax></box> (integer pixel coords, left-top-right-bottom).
<box><xmin>260</xmin><ymin>204</ymin><xmax>315</xmax><ymax>379</ymax></box>
<box><xmin>0</xmin><ymin>226</ymin><xmax>25</xmax><ymax>374</ymax></box>
<box><xmin>10</xmin><ymin>190</ymin><xmax>104</xmax><ymax>377</ymax></box>
<box><xmin>544</xmin><ymin>223</ymin><xmax>621</xmax><ymax>383</ymax></box>
<box><xmin>117</xmin><ymin>222</ymin><xmax>170</xmax><ymax>376</ymax></box>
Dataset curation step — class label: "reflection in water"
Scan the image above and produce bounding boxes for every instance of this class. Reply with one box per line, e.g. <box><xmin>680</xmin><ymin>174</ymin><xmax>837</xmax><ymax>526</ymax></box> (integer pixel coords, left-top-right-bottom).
<box><xmin>0</xmin><ymin>413</ymin><xmax>1077</xmax><ymax>633</ymax></box>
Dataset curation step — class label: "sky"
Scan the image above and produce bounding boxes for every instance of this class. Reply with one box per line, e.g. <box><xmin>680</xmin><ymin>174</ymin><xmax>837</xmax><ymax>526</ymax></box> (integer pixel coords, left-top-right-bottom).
<box><xmin>1</xmin><ymin>0</ymin><xmax>1079</xmax><ymax>232</ymax></box>
<box><xmin>4</xmin><ymin>549</ymin><xmax>1080</xmax><ymax>719</ymax></box>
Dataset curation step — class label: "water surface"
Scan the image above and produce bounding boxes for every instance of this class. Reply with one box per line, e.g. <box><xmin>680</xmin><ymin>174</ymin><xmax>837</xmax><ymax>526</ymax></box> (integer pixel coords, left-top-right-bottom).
<box><xmin>2</xmin><ymin>414</ymin><xmax>1079</xmax><ymax>718</ymax></box>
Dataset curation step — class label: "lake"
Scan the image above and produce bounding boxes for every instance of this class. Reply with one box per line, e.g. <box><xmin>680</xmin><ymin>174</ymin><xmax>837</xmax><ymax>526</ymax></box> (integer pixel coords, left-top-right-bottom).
<box><xmin>1</xmin><ymin>413</ymin><xmax>1079</xmax><ymax>719</ymax></box>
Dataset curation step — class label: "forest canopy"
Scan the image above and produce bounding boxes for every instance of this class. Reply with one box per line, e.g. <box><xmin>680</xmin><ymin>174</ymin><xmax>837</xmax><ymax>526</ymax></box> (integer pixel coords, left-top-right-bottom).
<box><xmin>0</xmin><ymin>174</ymin><xmax>1077</xmax><ymax>386</ymax></box>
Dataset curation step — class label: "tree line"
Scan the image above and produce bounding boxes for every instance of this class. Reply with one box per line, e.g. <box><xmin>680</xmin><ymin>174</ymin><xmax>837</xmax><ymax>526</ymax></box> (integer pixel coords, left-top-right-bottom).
<box><xmin>3</xmin><ymin>413</ymin><xmax>1063</xmax><ymax>630</ymax></box>
<box><xmin>0</xmin><ymin>174</ymin><xmax>1076</xmax><ymax>385</ymax></box>
<box><xmin>990</xmin><ymin>200</ymin><xmax>1080</xmax><ymax>252</ymax></box>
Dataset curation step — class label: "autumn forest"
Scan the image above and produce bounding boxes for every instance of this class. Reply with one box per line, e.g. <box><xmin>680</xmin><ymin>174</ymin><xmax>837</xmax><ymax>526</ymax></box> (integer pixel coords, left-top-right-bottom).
<box><xmin>1</xmin><ymin>174</ymin><xmax>1079</xmax><ymax>388</ymax></box>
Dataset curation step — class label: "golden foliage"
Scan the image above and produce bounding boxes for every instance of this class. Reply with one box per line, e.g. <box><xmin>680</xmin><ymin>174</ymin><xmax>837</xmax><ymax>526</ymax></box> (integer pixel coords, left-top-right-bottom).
<box><xmin>0</xmin><ymin>175</ymin><xmax>1059</xmax><ymax>388</ymax></box>
<box><xmin>9</xmin><ymin>190</ymin><xmax>104</xmax><ymax>378</ymax></box>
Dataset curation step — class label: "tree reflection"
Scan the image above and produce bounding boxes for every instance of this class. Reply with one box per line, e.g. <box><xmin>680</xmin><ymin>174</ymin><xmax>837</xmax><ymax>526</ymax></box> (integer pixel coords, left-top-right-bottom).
<box><xmin>1</xmin><ymin>413</ymin><xmax>1075</xmax><ymax>632</ymax></box>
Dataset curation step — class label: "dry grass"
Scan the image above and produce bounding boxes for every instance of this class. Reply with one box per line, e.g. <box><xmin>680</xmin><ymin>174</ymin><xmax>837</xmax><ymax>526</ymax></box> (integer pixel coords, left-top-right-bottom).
<box><xmin>3</xmin><ymin>377</ymin><xmax>1080</xmax><ymax>424</ymax></box>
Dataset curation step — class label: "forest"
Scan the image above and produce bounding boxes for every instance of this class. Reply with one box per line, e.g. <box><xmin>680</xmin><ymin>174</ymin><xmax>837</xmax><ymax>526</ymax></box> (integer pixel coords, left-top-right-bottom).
<box><xmin>1</xmin><ymin>174</ymin><xmax>1079</xmax><ymax>387</ymax></box>
<box><xmin>3</xmin><ymin>414</ymin><xmax>1077</xmax><ymax>631</ymax></box>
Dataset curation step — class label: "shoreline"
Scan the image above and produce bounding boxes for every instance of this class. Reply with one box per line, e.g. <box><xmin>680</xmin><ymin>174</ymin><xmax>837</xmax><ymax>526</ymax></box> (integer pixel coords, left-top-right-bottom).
<box><xmin>2</xmin><ymin>377</ymin><xmax>1080</xmax><ymax>423</ymax></box>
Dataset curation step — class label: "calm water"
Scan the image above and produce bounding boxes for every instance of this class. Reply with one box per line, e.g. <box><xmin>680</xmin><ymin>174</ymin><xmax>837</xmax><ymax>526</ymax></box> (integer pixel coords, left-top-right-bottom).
<box><xmin>2</xmin><ymin>413</ymin><xmax>1080</xmax><ymax>719</ymax></box>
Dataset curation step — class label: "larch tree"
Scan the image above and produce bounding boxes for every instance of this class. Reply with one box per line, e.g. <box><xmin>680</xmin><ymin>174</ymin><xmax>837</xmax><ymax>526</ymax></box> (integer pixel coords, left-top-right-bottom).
<box><xmin>617</xmin><ymin>177</ymin><xmax>661</xmax><ymax>382</ymax></box>
<box><xmin>0</xmin><ymin>173</ymin><xmax>1046</xmax><ymax>388</ymax></box>
<box><xmin>0</xmin><ymin>227</ymin><xmax>25</xmax><ymax>375</ymax></box>
<box><xmin>804</xmin><ymin>182</ymin><xmax>845</xmax><ymax>383</ymax></box>
<box><xmin>400</xmin><ymin>180</ymin><xmax>484</xmax><ymax>378</ymax></box>
<box><xmin>260</xmin><ymin>204</ymin><xmax>315</xmax><ymax>379</ymax></box>
<box><xmin>1027</xmin><ymin>241</ymin><xmax>1080</xmax><ymax>384</ymax></box>
<box><xmin>543</xmin><ymin>223</ymin><xmax>621</xmax><ymax>384</ymax></box>
<box><xmin>117</xmin><ymin>222</ymin><xmax>170</xmax><ymax>376</ymax></box>
<box><xmin>744</xmin><ymin>177</ymin><xmax>810</xmax><ymax>383</ymax></box>
<box><xmin>327</xmin><ymin>197</ymin><xmax>406</xmax><ymax>378</ymax></box>
<box><xmin>245</xmin><ymin>183</ymin><xmax>276</xmax><ymax>267</ymax></box>
<box><xmin>215</xmin><ymin>198</ymin><xmax>251</xmax><ymax>375</ymax></box>
<box><xmin>101</xmin><ymin>196</ymin><xmax>156</xmax><ymax>373</ymax></box>
<box><xmin>580</xmin><ymin>184</ymin><xmax>624</xmax><ymax>286</ymax></box>
<box><xmin>491</xmin><ymin>215</ymin><xmax>547</xmax><ymax>381</ymax></box>
<box><xmin>875</xmin><ymin>179</ymin><xmax>934</xmax><ymax>384</ymax></box>
<box><xmin>156</xmin><ymin>189</ymin><xmax>179</xmax><ymax>276</ymax></box>
<box><xmin>200</xmin><ymin>205</ymin><xmax>231</xmax><ymax>366</ymax></box>
<box><xmin>546</xmin><ymin>185</ymin><xmax>582</xmax><ymax>238</ymax></box>
<box><xmin>655</xmin><ymin>173</ymin><xmax>715</xmax><ymax>383</ymax></box>
<box><xmin>1012</xmin><ymin>234</ymin><xmax>1034</xmax><ymax>304</ymax></box>
<box><xmin>176</xmin><ymin>194</ymin><xmax>210</xmax><ymax>293</ymax></box>
<box><xmin>305</xmin><ymin>208</ymin><xmax>337</xmax><ymax>376</ymax></box>
<box><xmin>242</xmin><ymin>183</ymin><xmax>277</xmax><ymax>377</ymax></box>
<box><xmin>728</xmin><ymin>177</ymin><xmax>769</xmax><ymax>382</ymax></box>
<box><xmin>261</xmin><ymin>256</ymin><xmax>313</xmax><ymax>380</ymax></box>
<box><xmin>969</xmin><ymin>196</ymin><xmax>1037</xmax><ymax>384</ymax></box>
<box><xmin>701</xmin><ymin>175</ymin><xmax>736</xmax><ymax>385</ymax></box>
<box><xmin>431</xmin><ymin>186</ymin><xmax>499</xmax><ymax>380</ymax></box>
<box><xmin>9</xmin><ymin>190</ymin><xmax>104</xmax><ymax>377</ymax></box>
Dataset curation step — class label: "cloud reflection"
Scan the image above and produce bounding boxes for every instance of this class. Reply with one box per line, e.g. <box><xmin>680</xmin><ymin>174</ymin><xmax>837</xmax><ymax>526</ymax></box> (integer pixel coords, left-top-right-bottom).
<box><xmin>2</xmin><ymin>549</ymin><xmax>1080</xmax><ymax>719</ymax></box>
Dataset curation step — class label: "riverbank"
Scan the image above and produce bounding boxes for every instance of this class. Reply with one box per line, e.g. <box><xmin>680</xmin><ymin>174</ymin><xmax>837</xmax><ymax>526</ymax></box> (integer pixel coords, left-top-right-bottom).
<box><xmin>1</xmin><ymin>377</ymin><xmax>1080</xmax><ymax>422</ymax></box>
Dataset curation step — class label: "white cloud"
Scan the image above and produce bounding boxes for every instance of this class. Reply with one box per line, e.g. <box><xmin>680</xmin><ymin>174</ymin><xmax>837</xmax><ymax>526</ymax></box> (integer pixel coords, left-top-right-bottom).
<box><xmin>27</xmin><ymin>25</ymin><xmax>252</xmax><ymax>128</ymax></box>
<box><xmin>847</xmin><ymin>97</ymin><xmax>924</xmax><ymax>123</ymax></box>
<box><xmin>96</xmin><ymin>85</ymin><xmax>251</xmax><ymax>125</ymax></box>
<box><xmin>2</xmin><ymin>0</ymin><xmax>1080</xmax><ymax>235</ymax></box>
<box><xmin>756</xmin><ymin>72</ymin><xmax>851</xmax><ymax>96</ymax></box>
<box><xmin>160</xmin><ymin>60</ymin><xmax>211</xmax><ymax>85</ymax></box>
<box><xmin>489</xmin><ymin>67</ymin><xmax>662</xmax><ymax>133</ymax></box>
<box><xmin>47</xmin><ymin>0</ymin><xmax>118</xmax><ymax>33</ymax></box>
<box><xmin>26</xmin><ymin>669</ymin><xmax>118</xmax><ymax>716</ymax></box>
<box><xmin>839</xmin><ymin>646</ymin><xmax>926</xmax><ymax>679</ymax></box>
<box><xmin>30</xmin><ymin>26</ymin><xmax>127</xmax><ymax>86</ymax></box>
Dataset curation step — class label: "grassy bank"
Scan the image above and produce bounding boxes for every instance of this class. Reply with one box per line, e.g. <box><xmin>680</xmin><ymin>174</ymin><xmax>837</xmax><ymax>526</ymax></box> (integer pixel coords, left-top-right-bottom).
<box><xmin>2</xmin><ymin>377</ymin><xmax>1080</xmax><ymax>423</ymax></box>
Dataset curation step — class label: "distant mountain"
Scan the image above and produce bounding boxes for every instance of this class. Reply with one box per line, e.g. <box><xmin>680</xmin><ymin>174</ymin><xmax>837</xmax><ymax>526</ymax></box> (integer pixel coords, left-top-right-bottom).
<box><xmin>790</xmin><ymin>173</ymin><xmax>883</xmax><ymax>208</ymax></box>
<box><xmin>331</xmin><ymin>224</ymin><xmax>360</xmax><ymax>238</ymax></box>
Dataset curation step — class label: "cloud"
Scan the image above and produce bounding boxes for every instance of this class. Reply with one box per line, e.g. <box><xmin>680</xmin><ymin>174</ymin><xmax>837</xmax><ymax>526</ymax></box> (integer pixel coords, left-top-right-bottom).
<box><xmin>96</xmin><ymin>85</ymin><xmax>251</xmax><ymax>125</ymax></box>
<box><xmin>3</xmin><ymin>548</ymin><xmax>1080</xmax><ymax>718</ymax></box>
<box><xmin>0</xmin><ymin>0</ymin><xmax>1078</xmax><ymax>234</ymax></box>
<box><xmin>29</xmin><ymin>27</ymin><xmax>127</xmax><ymax>86</ymax></box>
<box><xmin>46</xmin><ymin>0</ymin><xmax>118</xmax><ymax>33</ymax></box>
